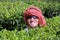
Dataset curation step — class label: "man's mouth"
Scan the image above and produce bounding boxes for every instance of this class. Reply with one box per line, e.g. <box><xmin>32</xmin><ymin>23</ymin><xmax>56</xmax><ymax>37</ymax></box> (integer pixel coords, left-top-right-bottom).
<box><xmin>30</xmin><ymin>22</ymin><xmax>36</xmax><ymax>26</ymax></box>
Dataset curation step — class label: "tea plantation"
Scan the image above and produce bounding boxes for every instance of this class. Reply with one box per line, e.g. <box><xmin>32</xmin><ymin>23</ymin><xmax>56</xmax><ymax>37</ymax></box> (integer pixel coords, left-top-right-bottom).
<box><xmin>0</xmin><ymin>0</ymin><xmax>60</xmax><ymax>40</ymax></box>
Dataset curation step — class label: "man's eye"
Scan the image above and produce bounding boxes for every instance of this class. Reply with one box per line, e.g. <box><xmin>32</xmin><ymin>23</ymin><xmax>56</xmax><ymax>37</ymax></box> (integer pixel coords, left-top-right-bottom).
<box><xmin>32</xmin><ymin>16</ymin><xmax>38</xmax><ymax>19</ymax></box>
<box><xmin>26</xmin><ymin>15</ymin><xmax>38</xmax><ymax>20</ymax></box>
<box><xmin>33</xmin><ymin>16</ymin><xmax>37</xmax><ymax>19</ymax></box>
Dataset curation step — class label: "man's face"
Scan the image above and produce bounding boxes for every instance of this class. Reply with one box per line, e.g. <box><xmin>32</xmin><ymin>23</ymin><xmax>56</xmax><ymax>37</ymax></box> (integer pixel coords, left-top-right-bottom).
<box><xmin>27</xmin><ymin>15</ymin><xmax>39</xmax><ymax>27</ymax></box>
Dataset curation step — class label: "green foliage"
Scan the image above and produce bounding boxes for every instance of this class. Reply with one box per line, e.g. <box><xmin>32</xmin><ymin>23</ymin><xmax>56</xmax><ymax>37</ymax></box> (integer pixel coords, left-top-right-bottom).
<box><xmin>25</xmin><ymin>1</ymin><xmax>60</xmax><ymax>18</ymax></box>
<box><xmin>0</xmin><ymin>0</ymin><xmax>60</xmax><ymax>40</ymax></box>
<box><xmin>0</xmin><ymin>1</ymin><xmax>29</xmax><ymax>30</ymax></box>
<box><xmin>0</xmin><ymin>16</ymin><xmax>60</xmax><ymax>40</ymax></box>
<box><xmin>0</xmin><ymin>27</ymin><xmax>57</xmax><ymax>40</ymax></box>
<box><xmin>19</xmin><ymin>0</ymin><xmax>60</xmax><ymax>18</ymax></box>
<box><xmin>44</xmin><ymin>2</ymin><xmax>60</xmax><ymax>18</ymax></box>
<box><xmin>0</xmin><ymin>0</ymin><xmax>60</xmax><ymax>18</ymax></box>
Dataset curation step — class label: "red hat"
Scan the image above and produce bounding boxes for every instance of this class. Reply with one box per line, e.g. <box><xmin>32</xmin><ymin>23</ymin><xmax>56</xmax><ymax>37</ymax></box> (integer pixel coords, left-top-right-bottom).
<box><xmin>24</xmin><ymin>6</ymin><xmax>46</xmax><ymax>26</ymax></box>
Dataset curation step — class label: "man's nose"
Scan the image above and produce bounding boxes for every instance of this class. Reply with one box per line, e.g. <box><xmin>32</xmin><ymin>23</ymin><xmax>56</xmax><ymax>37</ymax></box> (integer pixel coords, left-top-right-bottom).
<box><xmin>31</xmin><ymin>17</ymin><xmax>34</xmax><ymax>21</ymax></box>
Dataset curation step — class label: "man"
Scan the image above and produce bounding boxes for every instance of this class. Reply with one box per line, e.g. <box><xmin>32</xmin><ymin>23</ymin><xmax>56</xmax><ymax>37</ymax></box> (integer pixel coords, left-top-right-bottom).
<box><xmin>24</xmin><ymin>6</ymin><xmax>46</xmax><ymax>28</ymax></box>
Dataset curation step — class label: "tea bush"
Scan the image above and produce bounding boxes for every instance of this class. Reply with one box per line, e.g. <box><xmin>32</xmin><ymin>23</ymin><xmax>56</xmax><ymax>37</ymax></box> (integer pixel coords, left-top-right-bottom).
<box><xmin>0</xmin><ymin>0</ymin><xmax>60</xmax><ymax>30</ymax></box>
<box><xmin>44</xmin><ymin>2</ymin><xmax>60</xmax><ymax>18</ymax></box>
<box><xmin>0</xmin><ymin>0</ymin><xmax>60</xmax><ymax>18</ymax></box>
<box><xmin>0</xmin><ymin>16</ymin><xmax>60</xmax><ymax>40</ymax></box>
<box><xmin>24</xmin><ymin>1</ymin><xmax>60</xmax><ymax>18</ymax></box>
<box><xmin>0</xmin><ymin>1</ymin><xmax>29</xmax><ymax>30</ymax></box>
<box><xmin>0</xmin><ymin>28</ymin><xmax>56</xmax><ymax>40</ymax></box>
<box><xmin>0</xmin><ymin>0</ymin><xmax>60</xmax><ymax>40</ymax></box>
